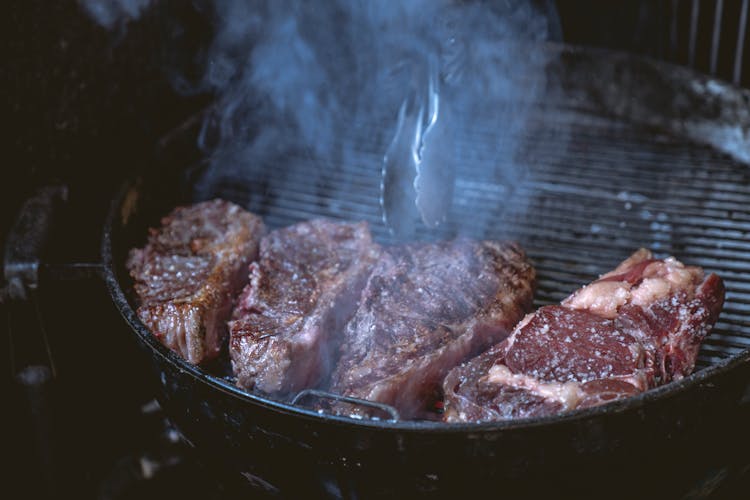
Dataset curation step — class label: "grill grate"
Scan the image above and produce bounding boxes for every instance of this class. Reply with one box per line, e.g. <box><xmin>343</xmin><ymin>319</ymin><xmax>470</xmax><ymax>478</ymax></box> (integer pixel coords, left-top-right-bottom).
<box><xmin>199</xmin><ymin>104</ymin><xmax>750</xmax><ymax>372</ymax></box>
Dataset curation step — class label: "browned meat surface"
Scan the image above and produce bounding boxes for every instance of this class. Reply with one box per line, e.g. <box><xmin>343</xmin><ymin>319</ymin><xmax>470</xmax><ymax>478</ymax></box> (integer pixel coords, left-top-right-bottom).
<box><xmin>229</xmin><ymin>220</ymin><xmax>381</xmax><ymax>395</ymax></box>
<box><xmin>443</xmin><ymin>248</ymin><xmax>725</xmax><ymax>423</ymax></box>
<box><xmin>328</xmin><ymin>241</ymin><xmax>535</xmax><ymax>419</ymax></box>
<box><xmin>127</xmin><ymin>200</ymin><xmax>265</xmax><ymax>365</ymax></box>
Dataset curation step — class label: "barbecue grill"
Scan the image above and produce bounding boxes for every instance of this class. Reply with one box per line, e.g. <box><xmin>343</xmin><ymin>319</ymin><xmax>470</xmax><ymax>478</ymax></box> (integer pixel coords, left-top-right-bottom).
<box><xmin>93</xmin><ymin>44</ymin><xmax>750</xmax><ymax>498</ymax></box>
<box><xmin>7</xmin><ymin>1</ymin><xmax>750</xmax><ymax>499</ymax></box>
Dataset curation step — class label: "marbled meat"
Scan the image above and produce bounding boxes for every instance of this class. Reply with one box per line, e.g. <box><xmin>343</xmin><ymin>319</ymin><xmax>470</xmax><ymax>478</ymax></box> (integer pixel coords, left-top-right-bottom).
<box><xmin>443</xmin><ymin>249</ymin><xmax>725</xmax><ymax>422</ymax></box>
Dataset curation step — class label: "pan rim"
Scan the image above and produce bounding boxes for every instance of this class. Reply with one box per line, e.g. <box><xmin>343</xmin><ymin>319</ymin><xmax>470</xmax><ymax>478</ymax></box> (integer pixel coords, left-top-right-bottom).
<box><xmin>101</xmin><ymin>178</ymin><xmax>750</xmax><ymax>433</ymax></box>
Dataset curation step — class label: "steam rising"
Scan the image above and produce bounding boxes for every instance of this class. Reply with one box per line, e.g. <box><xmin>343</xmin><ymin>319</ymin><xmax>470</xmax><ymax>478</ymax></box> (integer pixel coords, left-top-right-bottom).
<box><xmin>84</xmin><ymin>0</ymin><xmax>561</xmax><ymax>241</ymax></box>
<box><xmin>80</xmin><ymin>0</ymin><xmax>152</xmax><ymax>30</ymax></box>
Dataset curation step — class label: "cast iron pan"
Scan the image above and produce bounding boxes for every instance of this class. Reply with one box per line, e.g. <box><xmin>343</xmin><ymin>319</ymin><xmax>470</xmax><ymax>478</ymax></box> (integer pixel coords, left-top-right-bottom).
<box><xmin>103</xmin><ymin>45</ymin><xmax>750</xmax><ymax>498</ymax></box>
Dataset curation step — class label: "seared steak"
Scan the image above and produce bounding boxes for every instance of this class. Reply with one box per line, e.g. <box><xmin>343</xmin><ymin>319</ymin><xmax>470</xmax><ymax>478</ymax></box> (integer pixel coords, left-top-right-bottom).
<box><xmin>229</xmin><ymin>220</ymin><xmax>381</xmax><ymax>395</ymax></box>
<box><xmin>328</xmin><ymin>241</ymin><xmax>535</xmax><ymax>419</ymax></box>
<box><xmin>127</xmin><ymin>200</ymin><xmax>265</xmax><ymax>364</ymax></box>
<box><xmin>443</xmin><ymin>249</ymin><xmax>725</xmax><ymax>423</ymax></box>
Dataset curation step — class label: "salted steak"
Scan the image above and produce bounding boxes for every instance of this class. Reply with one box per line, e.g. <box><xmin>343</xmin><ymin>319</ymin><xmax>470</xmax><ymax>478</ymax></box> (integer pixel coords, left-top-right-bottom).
<box><xmin>127</xmin><ymin>200</ymin><xmax>265</xmax><ymax>365</ymax></box>
<box><xmin>328</xmin><ymin>240</ymin><xmax>535</xmax><ymax>419</ymax></box>
<box><xmin>443</xmin><ymin>249</ymin><xmax>725</xmax><ymax>423</ymax></box>
<box><xmin>229</xmin><ymin>220</ymin><xmax>381</xmax><ymax>395</ymax></box>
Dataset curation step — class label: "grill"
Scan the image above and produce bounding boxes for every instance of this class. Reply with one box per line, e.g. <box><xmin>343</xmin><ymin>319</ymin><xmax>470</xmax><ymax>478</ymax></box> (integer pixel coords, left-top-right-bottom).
<box><xmin>197</xmin><ymin>49</ymin><xmax>750</xmax><ymax>378</ymax></box>
<box><xmin>9</xmin><ymin>3</ymin><xmax>750</xmax><ymax>498</ymax></box>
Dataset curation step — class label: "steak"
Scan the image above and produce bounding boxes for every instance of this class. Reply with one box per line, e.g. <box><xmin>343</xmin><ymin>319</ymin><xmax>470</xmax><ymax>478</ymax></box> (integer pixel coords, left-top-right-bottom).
<box><xmin>126</xmin><ymin>200</ymin><xmax>265</xmax><ymax>365</ymax></box>
<box><xmin>229</xmin><ymin>220</ymin><xmax>381</xmax><ymax>395</ymax></box>
<box><xmin>328</xmin><ymin>240</ymin><xmax>535</xmax><ymax>419</ymax></box>
<box><xmin>443</xmin><ymin>248</ymin><xmax>725</xmax><ymax>423</ymax></box>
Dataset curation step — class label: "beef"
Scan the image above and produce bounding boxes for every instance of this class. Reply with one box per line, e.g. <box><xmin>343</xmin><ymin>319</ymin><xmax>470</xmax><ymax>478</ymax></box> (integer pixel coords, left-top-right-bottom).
<box><xmin>443</xmin><ymin>248</ymin><xmax>725</xmax><ymax>423</ymax></box>
<box><xmin>126</xmin><ymin>200</ymin><xmax>265</xmax><ymax>364</ymax></box>
<box><xmin>328</xmin><ymin>240</ymin><xmax>535</xmax><ymax>419</ymax></box>
<box><xmin>229</xmin><ymin>220</ymin><xmax>381</xmax><ymax>395</ymax></box>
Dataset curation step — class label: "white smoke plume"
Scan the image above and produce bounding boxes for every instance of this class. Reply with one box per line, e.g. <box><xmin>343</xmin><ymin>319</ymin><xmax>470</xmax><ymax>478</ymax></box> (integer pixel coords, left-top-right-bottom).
<box><xmin>83</xmin><ymin>0</ymin><xmax>562</xmax><ymax>240</ymax></box>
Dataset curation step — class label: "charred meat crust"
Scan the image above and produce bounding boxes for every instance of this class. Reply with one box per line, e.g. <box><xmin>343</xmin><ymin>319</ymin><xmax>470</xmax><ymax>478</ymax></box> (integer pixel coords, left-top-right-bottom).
<box><xmin>229</xmin><ymin>219</ymin><xmax>381</xmax><ymax>395</ymax></box>
<box><xmin>126</xmin><ymin>199</ymin><xmax>265</xmax><ymax>365</ymax></box>
<box><xmin>328</xmin><ymin>240</ymin><xmax>536</xmax><ymax>419</ymax></box>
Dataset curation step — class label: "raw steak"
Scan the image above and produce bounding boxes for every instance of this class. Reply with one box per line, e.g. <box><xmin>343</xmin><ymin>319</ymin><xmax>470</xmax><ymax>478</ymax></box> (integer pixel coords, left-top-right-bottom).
<box><xmin>328</xmin><ymin>240</ymin><xmax>535</xmax><ymax>419</ymax></box>
<box><xmin>443</xmin><ymin>248</ymin><xmax>725</xmax><ymax>423</ymax></box>
<box><xmin>127</xmin><ymin>200</ymin><xmax>265</xmax><ymax>364</ymax></box>
<box><xmin>229</xmin><ymin>220</ymin><xmax>381</xmax><ymax>395</ymax></box>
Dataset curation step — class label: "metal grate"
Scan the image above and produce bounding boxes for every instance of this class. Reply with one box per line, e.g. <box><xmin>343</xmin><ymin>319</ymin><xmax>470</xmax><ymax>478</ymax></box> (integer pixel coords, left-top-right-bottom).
<box><xmin>199</xmin><ymin>103</ymin><xmax>750</xmax><ymax>372</ymax></box>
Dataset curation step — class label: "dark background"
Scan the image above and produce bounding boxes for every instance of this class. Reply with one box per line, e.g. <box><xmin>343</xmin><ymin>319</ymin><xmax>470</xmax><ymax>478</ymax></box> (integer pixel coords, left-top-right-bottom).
<box><xmin>4</xmin><ymin>1</ymin><xmax>749</xmax><ymax>498</ymax></box>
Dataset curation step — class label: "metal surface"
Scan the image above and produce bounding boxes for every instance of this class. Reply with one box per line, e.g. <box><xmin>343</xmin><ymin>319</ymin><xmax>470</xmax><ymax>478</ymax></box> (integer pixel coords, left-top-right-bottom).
<box><xmin>735</xmin><ymin>0</ymin><xmax>749</xmax><ymax>84</ymax></box>
<box><xmin>381</xmin><ymin>57</ymin><xmax>454</xmax><ymax>237</ymax></box>
<box><xmin>3</xmin><ymin>185</ymin><xmax>68</xmax><ymax>301</ymax></box>
<box><xmin>291</xmin><ymin>390</ymin><xmax>401</xmax><ymax>422</ymax></box>
<box><xmin>100</xmin><ymin>45</ymin><xmax>750</xmax><ymax>497</ymax></box>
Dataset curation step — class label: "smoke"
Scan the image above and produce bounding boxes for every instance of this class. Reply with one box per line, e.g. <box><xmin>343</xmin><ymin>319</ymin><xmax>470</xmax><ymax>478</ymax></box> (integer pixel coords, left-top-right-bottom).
<box><xmin>83</xmin><ymin>0</ymin><xmax>561</xmax><ymax>241</ymax></box>
<box><xmin>79</xmin><ymin>0</ymin><xmax>153</xmax><ymax>30</ymax></box>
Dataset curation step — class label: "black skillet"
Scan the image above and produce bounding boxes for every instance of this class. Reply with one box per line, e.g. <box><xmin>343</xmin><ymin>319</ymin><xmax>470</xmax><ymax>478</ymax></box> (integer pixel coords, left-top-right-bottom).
<box><xmin>100</xmin><ymin>45</ymin><xmax>750</xmax><ymax>498</ymax></box>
